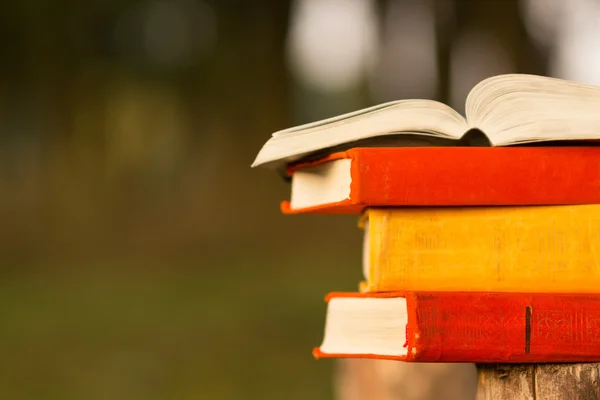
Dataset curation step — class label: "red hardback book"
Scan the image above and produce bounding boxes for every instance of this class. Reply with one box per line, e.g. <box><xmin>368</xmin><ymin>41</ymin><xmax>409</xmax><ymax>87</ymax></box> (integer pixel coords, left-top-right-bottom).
<box><xmin>282</xmin><ymin>147</ymin><xmax>600</xmax><ymax>214</ymax></box>
<box><xmin>314</xmin><ymin>291</ymin><xmax>600</xmax><ymax>363</ymax></box>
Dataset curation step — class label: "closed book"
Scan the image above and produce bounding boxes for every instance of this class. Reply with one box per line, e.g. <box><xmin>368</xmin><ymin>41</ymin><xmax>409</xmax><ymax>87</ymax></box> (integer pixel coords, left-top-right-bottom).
<box><xmin>315</xmin><ymin>291</ymin><xmax>600</xmax><ymax>363</ymax></box>
<box><xmin>281</xmin><ymin>147</ymin><xmax>600</xmax><ymax>214</ymax></box>
<box><xmin>362</xmin><ymin>205</ymin><xmax>600</xmax><ymax>293</ymax></box>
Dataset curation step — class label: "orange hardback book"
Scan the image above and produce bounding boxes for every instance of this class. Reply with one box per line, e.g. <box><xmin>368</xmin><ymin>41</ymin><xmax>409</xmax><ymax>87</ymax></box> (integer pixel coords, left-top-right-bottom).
<box><xmin>314</xmin><ymin>291</ymin><xmax>600</xmax><ymax>363</ymax></box>
<box><xmin>282</xmin><ymin>147</ymin><xmax>600</xmax><ymax>214</ymax></box>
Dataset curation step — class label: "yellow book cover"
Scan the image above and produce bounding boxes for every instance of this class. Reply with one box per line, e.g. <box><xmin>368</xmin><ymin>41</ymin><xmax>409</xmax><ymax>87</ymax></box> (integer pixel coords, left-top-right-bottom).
<box><xmin>362</xmin><ymin>205</ymin><xmax>600</xmax><ymax>293</ymax></box>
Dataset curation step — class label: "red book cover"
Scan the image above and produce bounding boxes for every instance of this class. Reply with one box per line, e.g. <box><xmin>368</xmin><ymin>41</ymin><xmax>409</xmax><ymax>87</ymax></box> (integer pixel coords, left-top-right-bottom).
<box><xmin>314</xmin><ymin>291</ymin><xmax>600</xmax><ymax>363</ymax></box>
<box><xmin>282</xmin><ymin>147</ymin><xmax>600</xmax><ymax>214</ymax></box>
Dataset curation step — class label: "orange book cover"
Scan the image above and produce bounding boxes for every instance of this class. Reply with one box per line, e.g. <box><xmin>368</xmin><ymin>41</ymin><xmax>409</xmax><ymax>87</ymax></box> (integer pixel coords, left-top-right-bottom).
<box><xmin>281</xmin><ymin>147</ymin><xmax>600</xmax><ymax>214</ymax></box>
<box><xmin>314</xmin><ymin>291</ymin><xmax>600</xmax><ymax>363</ymax></box>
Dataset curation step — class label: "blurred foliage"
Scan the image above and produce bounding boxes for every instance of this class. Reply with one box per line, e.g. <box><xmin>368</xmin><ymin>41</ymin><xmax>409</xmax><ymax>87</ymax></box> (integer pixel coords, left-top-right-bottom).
<box><xmin>0</xmin><ymin>256</ymin><xmax>362</xmax><ymax>399</ymax></box>
<box><xmin>0</xmin><ymin>0</ymin><xmax>298</xmax><ymax>266</ymax></box>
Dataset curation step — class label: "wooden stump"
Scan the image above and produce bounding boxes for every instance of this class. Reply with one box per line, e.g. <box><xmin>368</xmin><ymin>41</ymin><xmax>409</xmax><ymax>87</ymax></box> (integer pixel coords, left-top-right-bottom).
<box><xmin>476</xmin><ymin>364</ymin><xmax>600</xmax><ymax>400</ymax></box>
<box><xmin>334</xmin><ymin>361</ymin><xmax>600</xmax><ymax>399</ymax></box>
<box><xmin>334</xmin><ymin>359</ymin><xmax>477</xmax><ymax>400</ymax></box>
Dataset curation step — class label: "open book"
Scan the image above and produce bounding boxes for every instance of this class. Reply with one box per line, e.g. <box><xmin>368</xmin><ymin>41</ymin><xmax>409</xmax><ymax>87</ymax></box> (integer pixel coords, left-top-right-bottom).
<box><xmin>252</xmin><ymin>74</ymin><xmax>600</xmax><ymax>170</ymax></box>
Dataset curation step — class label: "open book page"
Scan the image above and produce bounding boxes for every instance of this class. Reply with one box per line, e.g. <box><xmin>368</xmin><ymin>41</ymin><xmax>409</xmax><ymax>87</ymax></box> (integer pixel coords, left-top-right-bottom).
<box><xmin>466</xmin><ymin>74</ymin><xmax>600</xmax><ymax>145</ymax></box>
<box><xmin>271</xmin><ymin>101</ymin><xmax>409</xmax><ymax>137</ymax></box>
<box><xmin>252</xmin><ymin>100</ymin><xmax>467</xmax><ymax>168</ymax></box>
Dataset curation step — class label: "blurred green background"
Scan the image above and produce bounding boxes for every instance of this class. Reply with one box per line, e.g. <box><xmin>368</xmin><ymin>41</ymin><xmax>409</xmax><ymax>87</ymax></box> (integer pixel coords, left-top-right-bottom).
<box><xmin>0</xmin><ymin>0</ymin><xmax>594</xmax><ymax>398</ymax></box>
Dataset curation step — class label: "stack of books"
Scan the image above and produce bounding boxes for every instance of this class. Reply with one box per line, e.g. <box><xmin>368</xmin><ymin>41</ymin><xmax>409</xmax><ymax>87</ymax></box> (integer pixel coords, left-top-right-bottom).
<box><xmin>253</xmin><ymin>74</ymin><xmax>600</xmax><ymax>363</ymax></box>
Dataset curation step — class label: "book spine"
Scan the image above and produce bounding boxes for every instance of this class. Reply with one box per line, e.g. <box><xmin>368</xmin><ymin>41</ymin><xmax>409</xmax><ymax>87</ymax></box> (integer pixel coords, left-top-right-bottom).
<box><xmin>407</xmin><ymin>293</ymin><xmax>600</xmax><ymax>362</ymax></box>
<box><xmin>355</xmin><ymin>147</ymin><xmax>600</xmax><ymax>206</ymax></box>
<box><xmin>366</xmin><ymin>206</ymin><xmax>600</xmax><ymax>293</ymax></box>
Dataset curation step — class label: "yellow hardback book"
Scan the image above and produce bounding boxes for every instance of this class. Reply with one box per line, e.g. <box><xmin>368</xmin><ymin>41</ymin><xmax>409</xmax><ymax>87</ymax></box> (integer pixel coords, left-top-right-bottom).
<box><xmin>361</xmin><ymin>205</ymin><xmax>600</xmax><ymax>293</ymax></box>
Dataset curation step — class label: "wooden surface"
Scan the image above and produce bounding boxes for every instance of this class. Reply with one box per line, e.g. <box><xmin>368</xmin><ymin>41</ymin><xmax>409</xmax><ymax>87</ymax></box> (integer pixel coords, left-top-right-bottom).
<box><xmin>335</xmin><ymin>360</ymin><xmax>600</xmax><ymax>399</ymax></box>
<box><xmin>334</xmin><ymin>359</ymin><xmax>477</xmax><ymax>400</ymax></box>
<box><xmin>476</xmin><ymin>363</ymin><xmax>600</xmax><ymax>400</ymax></box>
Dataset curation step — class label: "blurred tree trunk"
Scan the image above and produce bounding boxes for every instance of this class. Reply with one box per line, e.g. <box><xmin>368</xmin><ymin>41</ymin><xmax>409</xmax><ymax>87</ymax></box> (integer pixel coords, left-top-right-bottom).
<box><xmin>335</xmin><ymin>359</ymin><xmax>477</xmax><ymax>400</ymax></box>
<box><xmin>434</xmin><ymin>0</ymin><xmax>548</xmax><ymax>105</ymax></box>
<box><xmin>185</xmin><ymin>0</ymin><xmax>294</xmax><ymax>233</ymax></box>
<box><xmin>199</xmin><ymin>0</ymin><xmax>292</xmax><ymax>146</ymax></box>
